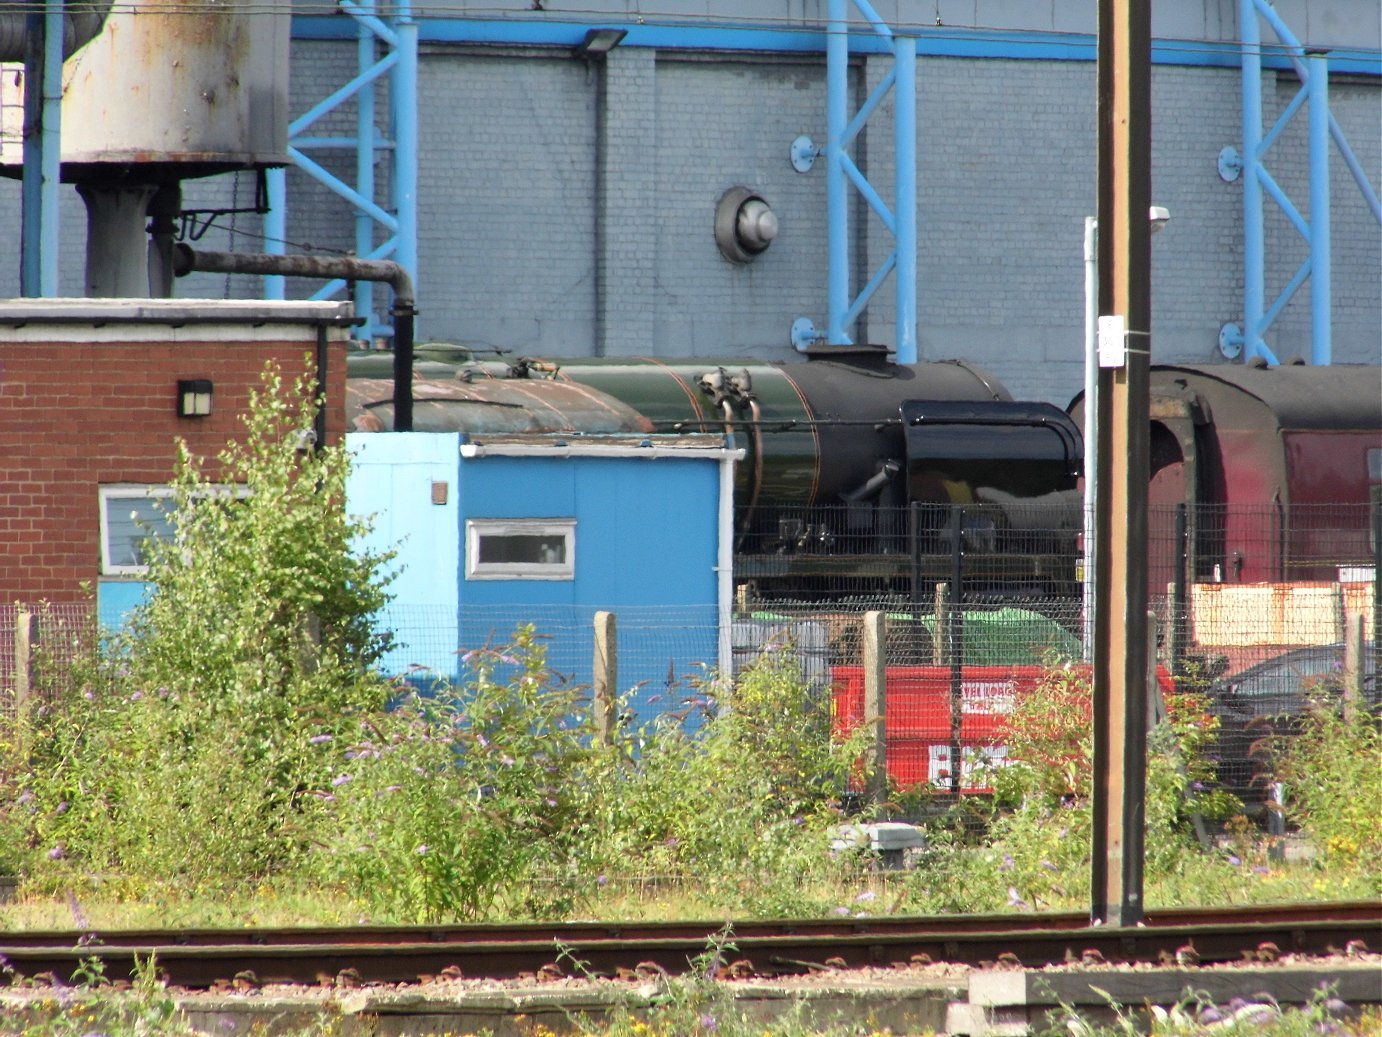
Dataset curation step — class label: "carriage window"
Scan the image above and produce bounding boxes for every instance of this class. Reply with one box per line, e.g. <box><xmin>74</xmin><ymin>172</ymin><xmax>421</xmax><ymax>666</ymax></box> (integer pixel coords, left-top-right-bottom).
<box><xmin>465</xmin><ymin>519</ymin><xmax>575</xmax><ymax>580</ymax></box>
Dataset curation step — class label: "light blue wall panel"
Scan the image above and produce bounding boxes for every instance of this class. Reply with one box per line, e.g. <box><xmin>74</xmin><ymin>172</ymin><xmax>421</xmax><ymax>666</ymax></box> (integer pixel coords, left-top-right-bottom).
<box><xmin>456</xmin><ymin>455</ymin><xmax>720</xmax><ymax>608</ymax></box>
<box><xmin>346</xmin><ymin>432</ymin><xmax>462</xmax><ymax>675</ymax></box>
<box><xmin>97</xmin><ymin>581</ymin><xmax>150</xmax><ymax>631</ymax></box>
<box><xmin>454</xmin><ymin>452</ymin><xmax>725</xmax><ymax>725</ymax></box>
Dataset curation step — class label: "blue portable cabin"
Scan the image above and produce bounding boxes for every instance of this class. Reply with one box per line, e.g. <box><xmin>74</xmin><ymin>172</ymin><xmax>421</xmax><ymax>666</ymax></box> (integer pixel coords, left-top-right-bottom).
<box><xmin>345</xmin><ymin>384</ymin><xmax>741</xmax><ymax>726</ymax></box>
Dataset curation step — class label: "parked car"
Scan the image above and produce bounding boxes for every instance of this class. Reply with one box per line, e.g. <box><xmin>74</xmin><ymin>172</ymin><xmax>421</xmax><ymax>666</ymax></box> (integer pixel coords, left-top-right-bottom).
<box><xmin>1207</xmin><ymin>643</ymin><xmax>1379</xmax><ymax>807</ymax></box>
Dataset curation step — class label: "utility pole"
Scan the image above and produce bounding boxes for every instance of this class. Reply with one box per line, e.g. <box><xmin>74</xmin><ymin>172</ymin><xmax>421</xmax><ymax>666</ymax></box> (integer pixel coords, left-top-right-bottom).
<box><xmin>1091</xmin><ymin>0</ymin><xmax>1152</xmax><ymax>927</ymax></box>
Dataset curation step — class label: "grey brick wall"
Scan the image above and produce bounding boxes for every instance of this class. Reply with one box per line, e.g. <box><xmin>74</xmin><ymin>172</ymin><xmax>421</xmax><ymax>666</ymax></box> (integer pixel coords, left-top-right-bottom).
<box><xmin>1</xmin><ymin>5</ymin><xmax>1377</xmax><ymax>406</ymax></box>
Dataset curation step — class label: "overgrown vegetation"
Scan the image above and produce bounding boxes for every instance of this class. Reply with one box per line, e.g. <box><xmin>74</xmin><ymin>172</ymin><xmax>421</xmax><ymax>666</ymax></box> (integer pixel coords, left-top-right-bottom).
<box><xmin>0</xmin><ymin>361</ymin><xmax>1378</xmax><ymax>932</ymax></box>
<box><xmin>1271</xmin><ymin>684</ymin><xmax>1382</xmax><ymax>888</ymax></box>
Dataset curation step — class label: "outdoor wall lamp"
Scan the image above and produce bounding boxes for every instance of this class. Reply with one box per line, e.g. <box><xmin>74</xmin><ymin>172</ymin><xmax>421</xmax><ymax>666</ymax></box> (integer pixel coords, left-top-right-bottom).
<box><xmin>177</xmin><ymin>379</ymin><xmax>213</xmax><ymax>418</ymax></box>
<box><xmin>575</xmin><ymin>28</ymin><xmax>627</xmax><ymax>58</ymax></box>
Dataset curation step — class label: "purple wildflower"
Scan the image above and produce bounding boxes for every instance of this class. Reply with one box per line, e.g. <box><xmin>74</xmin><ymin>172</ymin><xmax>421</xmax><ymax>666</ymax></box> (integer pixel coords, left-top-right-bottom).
<box><xmin>129</xmin><ymin>691</ymin><xmax>143</xmax><ymax>702</ymax></box>
<box><xmin>1040</xmin><ymin>860</ymin><xmax>1058</xmax><ymax>872</ymax></box>
<box><xmin>309</xmin><ymin>734</ymin><xmax>333</xmax><ymax>745</ymax></box>
<box><xmin>1191</xmin><ymin>781</ymin><xmax>1207</xmax><ymax>791</ymax></box>
<box><xmin>1198</xmin><ymin>1007</ymin><xmax>1223</xmax><ymax>1024</ymax></box>
<box><xmin>1252</xmin><ymin>865</ymin><xmax>1269</xmax><ymax>875</ymax></box>
<box><xmin>855</xmin><ymin>890</ymin><xmax>877</xmax><ymax>903</ymax></box>
<box><xmin>1007</xmin><ymin>887</ymin><xmax>1027</xmax><ymax>909</ymax></box>
<box><xmin>999</xmin><ymin>854</ymin><xmax>1015</xmax><ymax>872</ymax></box>
<box><xmin>699</xmin><ymin>1013</ymin><xmax>719</xmax><ymax>1033</ymax></box>
<box><xmin>47</xmin><ymin>845</ymin><xmax>66</xmax><ymax>861</ymax></box>
<box><xmin>55</xmin><ymin>801</ymin><xmax>69</xmax><ymax>815</ymax></box>
<box><xmin>831</xmin><ymin>906</ymin><xmax>851</xmax><ymax>916</ymax></box>
<box><xmin>1227</xmin><ymin>854</ymin><xmax>1242</xmax><ymax>866</ymax></box>
<box><xmin>596</xmin><ymin>874</ymin><xmax>608</xmax><ymax>886</ymax></box>
<box><xmin>331</xmin><ymin>773</ymin><xmax>352</xmax><ymax>787</ymax></box>
<box><xmin>415</xmin><ymin>844</ymin><xmax>429</xmax><ymax>855</ymax></box>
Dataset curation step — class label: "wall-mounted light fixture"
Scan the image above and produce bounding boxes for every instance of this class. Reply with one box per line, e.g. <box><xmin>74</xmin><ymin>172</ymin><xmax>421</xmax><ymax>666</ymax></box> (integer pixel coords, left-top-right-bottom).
<box><xmin>575</xmin><ymin>28</ymin><xmax>627</xmax><ymax>58</ymax></box>
<box><xmin>177</xmin><ymin>379</ymin><xmax>213</xmax><ymax>418</ymax></box>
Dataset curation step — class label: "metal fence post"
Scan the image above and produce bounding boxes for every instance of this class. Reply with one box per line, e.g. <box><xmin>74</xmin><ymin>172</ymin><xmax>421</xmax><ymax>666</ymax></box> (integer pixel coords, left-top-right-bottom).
<box><xmin>593</xmin><ymin>610</ymin><xmax>617</xmax><ymax>746</ymax></box>
<box><xmin>948</xmin><ymin>506</ymin><xmax>964</xmax><ymax>798</ymax></box>
<box><xmin>862</xmin><ymin>610</ymin><xmax>887</xmax><ymax>809</ymax></box>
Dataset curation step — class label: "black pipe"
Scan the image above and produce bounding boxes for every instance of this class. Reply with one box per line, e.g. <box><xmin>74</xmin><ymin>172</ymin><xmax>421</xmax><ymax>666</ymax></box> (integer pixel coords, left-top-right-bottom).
<box><xmin>948</xmin><ymin>505</ymin><xmax>964</xmax><ymax>800</ymax></box>
<box><xmin>1373</xmin><ymin>499</ymin><xmax>1381</xmax><ymax>674</ymax></box>
<box><xmin>173</xmin><ymin>245</ymin><xmax>416</xmax><ymax>432</ymax></box>
<box><xmin>1171</xmin><ymin>503</ymin><xmax>1187</xmax><ymax>677</ymax></box>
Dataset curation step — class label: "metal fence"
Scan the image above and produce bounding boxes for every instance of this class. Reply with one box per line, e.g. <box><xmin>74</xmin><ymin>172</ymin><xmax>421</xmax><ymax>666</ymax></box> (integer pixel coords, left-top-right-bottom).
<box><xmin>4</xmin><ymin>503</ymin><xmax>1377</xmax><ymax>807</ymax></box>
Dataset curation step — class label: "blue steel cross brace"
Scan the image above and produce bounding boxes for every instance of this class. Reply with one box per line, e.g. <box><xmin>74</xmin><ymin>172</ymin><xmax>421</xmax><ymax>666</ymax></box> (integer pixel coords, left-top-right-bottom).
<box><xmin>791</xmin><ymin>0</ymin><xmax>917</xmax><ymax>364</ymax></box>
<box><xmin>1217</xmin><ymin>0</ymin><xmax>1381</xmax><ymax>366</ymax></box>
<box><xmin>265</xmin><ymin>1</ymin><xmax>418</xmax><ymax>345</ymax></box>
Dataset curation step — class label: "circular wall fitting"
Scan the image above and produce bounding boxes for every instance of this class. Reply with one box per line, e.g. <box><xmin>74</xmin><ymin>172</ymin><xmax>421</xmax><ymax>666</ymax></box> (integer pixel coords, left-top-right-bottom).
<box><xmin>715</xmin><ymin>186</ymin><xmax>778</xmax><ymax>263</ymax></box>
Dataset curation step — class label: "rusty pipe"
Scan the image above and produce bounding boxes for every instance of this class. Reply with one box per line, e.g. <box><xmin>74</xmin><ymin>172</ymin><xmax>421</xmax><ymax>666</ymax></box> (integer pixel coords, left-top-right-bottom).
<box><xmin>173</xmin><ymin>245</ymin><xmax>417</xmax><ymax>432</ymax></box>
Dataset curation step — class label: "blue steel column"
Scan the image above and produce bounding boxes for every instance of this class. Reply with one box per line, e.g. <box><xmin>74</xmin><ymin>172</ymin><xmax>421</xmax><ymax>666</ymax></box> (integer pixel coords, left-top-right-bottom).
<box><xmin>1308</xmin><ymin>51</ymin><xmax>1331</xmax><ymax>366</ymax></box>
<box><xmin>894</xmin><ymin>38</ymin><xmax>917</xmax><ymax>364</ymax></box>
<box><xmin>355</xmin><ymin>0</ymin><xmax>379</xmax><ymax>341</ymax></box>
<box><xmin>1240</xmin><ymin>0</ymin><xmax>1268</xmax><ymax>363</ymax></box>
<box><xmin>826</xmin><ymin>0</ymin><xmax>851</xmax><ymax>345</ymax></box>
<box><xmin>264</xmin><ymin>168</ymin><xmax>286</xmax><ymax>299</ymax></box>
<box><xmin>20</xmin><ymin>2</ymin><xmax>64</xmax><ymax>297</ymax></box>
<box><xmin>392</xmin><ymin>5</ymin><xmax>419</xmax><ymax>306</ymax></box>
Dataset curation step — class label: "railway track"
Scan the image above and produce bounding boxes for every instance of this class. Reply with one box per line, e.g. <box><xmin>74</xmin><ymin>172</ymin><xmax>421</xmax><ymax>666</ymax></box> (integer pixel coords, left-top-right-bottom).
<box><xmin>1</xmin><ymin>902</ymin><xmax>1376</xmax><ymax>989</ymax></box>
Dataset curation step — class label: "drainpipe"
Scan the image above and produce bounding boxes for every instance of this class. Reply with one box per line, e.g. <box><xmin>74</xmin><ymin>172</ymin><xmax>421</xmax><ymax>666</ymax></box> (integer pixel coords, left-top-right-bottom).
<box><xmin>172</xmin><ymin>246</ymin><xmax>417</xmax><ymax>432</ymax></box>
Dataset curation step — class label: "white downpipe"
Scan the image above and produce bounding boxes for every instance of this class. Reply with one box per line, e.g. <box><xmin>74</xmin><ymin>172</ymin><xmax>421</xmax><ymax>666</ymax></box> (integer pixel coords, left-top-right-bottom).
<box><xmin>1082</xmin><ymin>216</ymin><xmax>1098</xmax><ymax>662</ymax></box>
<box><xmin>717</xmin><ymin>450</ymin><xmax>737</xmax><ymax>679</ymax></box>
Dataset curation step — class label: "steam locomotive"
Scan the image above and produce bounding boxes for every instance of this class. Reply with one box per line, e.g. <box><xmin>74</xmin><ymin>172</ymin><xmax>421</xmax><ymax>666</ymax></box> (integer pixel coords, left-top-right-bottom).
<box><xmin>347</xmin><ymin>347</ymin><xmax>1381</xmax><ymax>603</ymax></box>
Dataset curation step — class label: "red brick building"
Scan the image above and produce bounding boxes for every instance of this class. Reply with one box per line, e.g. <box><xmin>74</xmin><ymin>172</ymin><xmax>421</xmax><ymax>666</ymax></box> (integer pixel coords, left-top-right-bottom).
<box><xmin>0</xmin><ymin>299</ymin><xmax>354</xmax><ymax>608</ymax></box>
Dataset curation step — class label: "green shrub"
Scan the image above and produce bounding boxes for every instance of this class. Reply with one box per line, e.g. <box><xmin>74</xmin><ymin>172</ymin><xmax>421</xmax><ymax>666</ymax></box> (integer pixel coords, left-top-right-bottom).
<box><xmin>10</xmin><ymin>362</ymin><xmax>396</xmax><ymax>892</ymax></box>
<box><xmin>1274</xmin><ymin>688</ymin><xmax>1382</xmax><ymax>879</ymax></box>
<box><xmin>312</xmin><ymin>625</ymin><xmax>596</xmax><ymax>922</ymax></box>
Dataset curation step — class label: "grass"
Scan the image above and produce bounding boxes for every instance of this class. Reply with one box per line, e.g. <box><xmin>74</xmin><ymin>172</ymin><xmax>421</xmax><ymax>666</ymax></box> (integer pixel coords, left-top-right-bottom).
<box><xmin>0</xmin><ymin>834</ymin><xmax>1372</xmax><ymax>932</ymax></box>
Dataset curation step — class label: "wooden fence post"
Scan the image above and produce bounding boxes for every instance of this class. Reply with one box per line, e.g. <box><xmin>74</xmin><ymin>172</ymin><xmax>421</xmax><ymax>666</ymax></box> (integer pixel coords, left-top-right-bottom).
<box><xmin>14</xmin><ymin>608</ymin><xmax>36</xmax><ymax>717</ymax></box>
<box><xmin>1343</xmin><ymin>612</ymin><xmax>1365</xmax><ymax>723</ymax></box>
<box><xmin>932</xmin><ymin>583</ymin><xmax>950</xmax><ymax>666</ymax></box>
<box><xmin>862</xmin><ymin>610</ymin><xmax>887</xmax><ymax>809</ymax></box>
<box><xmin>593</xmin><ymin>610</ymin><xmax>618</xmax><ymax>745</ymax></box>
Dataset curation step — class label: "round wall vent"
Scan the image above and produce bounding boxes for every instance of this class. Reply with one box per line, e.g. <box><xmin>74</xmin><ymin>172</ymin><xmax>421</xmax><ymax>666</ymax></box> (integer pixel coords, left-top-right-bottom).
<box><xmin>715</xmin><ymin>187</ymin><xmax>778</xmax><ymax>264</ymax></box>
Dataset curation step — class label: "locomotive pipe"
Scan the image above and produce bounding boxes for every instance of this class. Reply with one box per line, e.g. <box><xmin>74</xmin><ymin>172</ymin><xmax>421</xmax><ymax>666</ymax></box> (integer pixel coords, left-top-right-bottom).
<box><xmin>174</xmin><ymin>245</ymin><xmax>417</xmax><ymax>432</ymax></box>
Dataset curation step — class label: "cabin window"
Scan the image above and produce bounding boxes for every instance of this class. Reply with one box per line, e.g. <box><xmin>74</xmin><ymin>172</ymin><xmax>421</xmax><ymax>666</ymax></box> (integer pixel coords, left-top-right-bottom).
<box><xmin>100</xmin><ymin>486</ymin><xmax>178</xmax><ymax>575</ymax></box>
<box><xmin>465</xmin><ymin>519</ymin><xmax>575</xmax><ymax>581</ymax></box>
<box><xmin>99</xmin><ymin>484</ymin><xmax>243</xmax><ymax>576</ymax></box>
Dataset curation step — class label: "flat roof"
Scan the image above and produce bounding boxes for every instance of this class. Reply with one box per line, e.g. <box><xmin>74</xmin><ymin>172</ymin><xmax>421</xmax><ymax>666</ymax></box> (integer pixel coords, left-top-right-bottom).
<box><xmin>0</xmin><ymin>298</ymin><xmax>357</xmax><ymax>327</ymax></box>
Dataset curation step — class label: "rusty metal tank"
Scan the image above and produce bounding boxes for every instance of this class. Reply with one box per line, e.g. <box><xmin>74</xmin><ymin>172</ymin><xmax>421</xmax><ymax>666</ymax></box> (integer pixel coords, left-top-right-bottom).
<box><xmin>46</xmin><ymin>0</ymin><xmax>289</xmax><ymax>177</ymax></box>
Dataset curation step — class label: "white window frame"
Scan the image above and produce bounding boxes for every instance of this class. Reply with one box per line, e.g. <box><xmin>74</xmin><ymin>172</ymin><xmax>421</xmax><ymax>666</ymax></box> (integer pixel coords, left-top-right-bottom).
<box><xmin>465</xmin><ymin>518</ymin><xmax>575</xmax><ymax>581</ymax></box>
<box><xmin>99</xmin><ymin>483</ymin><xmax>244</xmax><ymax>577</ymax></box>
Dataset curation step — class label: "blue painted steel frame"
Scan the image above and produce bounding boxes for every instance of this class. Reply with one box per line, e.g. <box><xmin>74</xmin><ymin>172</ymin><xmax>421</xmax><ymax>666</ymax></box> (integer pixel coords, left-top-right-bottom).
<box><xmin>19</xmin><ymin>2</ymin><xmax>64</xmax><ymax>297</ymax></box>
<box><xmin>280</xmin><ymin>13</ymin><xmax>1379</xmax><ymax>363</ymax></box>
<box><xmin>267</xmin><ymin>2</ymin><xmax>418</xmax><ymax>343</ymax></box>
<box><xmin>1229</xmin><ymin>0</ymin><xmax>1381</xmax><ymax>365</ymax></box>
<box><xmin>820</xmin><ymin>0</ymin><xmax>917</xmax><ymax>362</ymax></box>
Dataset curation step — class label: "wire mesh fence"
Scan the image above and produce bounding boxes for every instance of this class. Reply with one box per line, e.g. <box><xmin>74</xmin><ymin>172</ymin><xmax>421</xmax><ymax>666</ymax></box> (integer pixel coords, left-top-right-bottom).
<box><xmin>4</xmin><ymin>503</ymin><xmax>1377</xmax><ymax>810</ymax></box>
